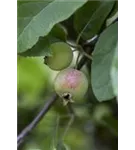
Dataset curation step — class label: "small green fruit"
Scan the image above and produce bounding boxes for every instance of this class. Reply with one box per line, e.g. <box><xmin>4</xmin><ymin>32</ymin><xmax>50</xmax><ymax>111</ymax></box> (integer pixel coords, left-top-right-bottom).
<box><xmin>44</xmin><ymin>42</ymin><xmax>73</xmax><ymax>71</ymax></box>
<box><xmin>54</xmin><ymin>68</ymin><xmax>88</xmax><ymax>105</ymax></box>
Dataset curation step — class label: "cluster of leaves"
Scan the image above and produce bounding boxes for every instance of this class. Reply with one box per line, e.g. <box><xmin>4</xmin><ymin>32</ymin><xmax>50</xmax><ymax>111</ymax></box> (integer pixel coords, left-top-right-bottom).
<box><xmin>18</xmin><ymin>0</ymin><xmax>118</xmax><ymax>102</ymax></box>
<box><xmin>18</xmin><ymin>0</ymin><xmax>118</xmax><ymax>150</ymax></box>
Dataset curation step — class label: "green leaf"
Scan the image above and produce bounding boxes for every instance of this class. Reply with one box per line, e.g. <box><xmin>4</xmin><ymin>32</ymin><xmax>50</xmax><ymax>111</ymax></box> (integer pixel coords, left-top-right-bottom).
<box><xmin>16</xmin><ymin>0</ymin><xmax>50</xmax><ymax>7</ymax></box>
<box><xmin>19</xmin><ymin>24</ymin><xmax>67</xmax><ymax>57</ymax></box>
<box><xmin>74</xmin><ymin>1</ymin><xmax>115</xmax><ymax>40</ymax></box>
<box><xmin>17</xmin><ymin>0</ymin><xmax>87</xmax><ymax>53</ymax></box>
<box><xmin>107</xmin><ymin>1</ymin><xmax>118</xmax><ymax>19</ymax></box>
<box><xmin>18</xmin><ymin>36</ymin><xmax>52</xmax><ymax>57</ymax></box>
<box><xmin>91</xmin><ymin>22</ymin><xmax>118</xmax><ymax>102</ymax></box>
<box><xmin>106</xmin><ymin>11</ymin><xmax>118</xmax><ymax>27</ymax></box>
<box><xmin>111</xmin><ymin>44</ymin><xmax>118</xmax><ymax>96</ymax></box>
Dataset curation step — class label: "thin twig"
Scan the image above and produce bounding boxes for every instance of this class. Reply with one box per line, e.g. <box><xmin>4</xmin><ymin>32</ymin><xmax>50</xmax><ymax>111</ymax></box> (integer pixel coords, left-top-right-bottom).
<box><xmin>77</xmin><ymin>46</ymin><xmax>93</xmax><ymax>70</ymax></box>
<box><xmin>78</xmin><ymin>45</ymin><xmax>93</xmax><ymax>60</ymax></box>
<box><xmin>17</xmin><ymin>94</ymin><xmax>57</xmax><ymax>147</ymax></box>
<box><xmin>62</xmin><ymin>103</ymin><xmax>75</xmax><ymax>140</ymax></box>
<box><xmin>72</xmin><ymin>49</ymin><xmax>79</xmax><ymax>52</ymax></box>
<box><xmin>67</xmin><ymin>103</ymin><xmax>75</xmax><ymax>116</ymax></box>
<box><xmin>82</xmin><ymin>35</ymin><xmax>99</xmax><ymax>47</ymax></box>
<box><xmin>75</xmin><ymin>52</ymin><xmax>81</xmax><ymax>69</ymax></box>
<box><xmin>82</xmin><ymin>51</ymin><xmax>93</xmax><ymax>60</ymax></box>
<box><xmin>51</xmin><ymin>115</ymin><xmax>60</xmax><ymax>149</ymax></box>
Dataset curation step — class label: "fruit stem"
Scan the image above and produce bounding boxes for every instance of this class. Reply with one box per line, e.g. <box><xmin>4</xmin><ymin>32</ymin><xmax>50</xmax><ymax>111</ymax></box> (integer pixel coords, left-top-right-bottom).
<box><xmin>61</xmin><ymin>104</ymin><xmax>75</xmax><ymax>141</ymax></box>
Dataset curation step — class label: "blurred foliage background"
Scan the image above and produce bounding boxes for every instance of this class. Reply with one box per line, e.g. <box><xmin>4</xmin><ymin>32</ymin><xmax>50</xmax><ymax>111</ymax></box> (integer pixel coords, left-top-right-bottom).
<box><xmin>18</xmin><ymin>55</ymin><xmax>117</xmax><ymax>150</ymax></box>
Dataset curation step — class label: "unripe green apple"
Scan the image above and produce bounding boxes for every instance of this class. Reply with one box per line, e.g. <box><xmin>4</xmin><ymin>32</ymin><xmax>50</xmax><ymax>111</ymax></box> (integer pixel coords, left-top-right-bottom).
<box><xmin>44</xmin><ymin>42</ymin><xmax>73</xmax><ymax>71</ymax></box>
<box><xmin>54</xmin><ymin>68</ymin><xmax>88</xmax><ymax>105</ymax></box>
